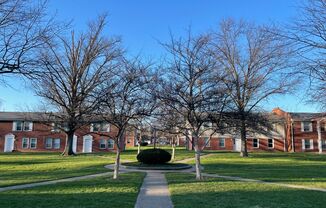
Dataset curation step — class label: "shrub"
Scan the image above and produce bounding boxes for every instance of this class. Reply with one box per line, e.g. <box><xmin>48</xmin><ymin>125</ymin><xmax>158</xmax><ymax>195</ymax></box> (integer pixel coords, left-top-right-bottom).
<box><xmin>139</xmin><ymin>142</ymin><xmax>148</xmax><ymax>146</ymax></box>
<box><xmin>137</xmin><ymin>148</ymin><xmax>171</xmax><ymax>164</ymax></box>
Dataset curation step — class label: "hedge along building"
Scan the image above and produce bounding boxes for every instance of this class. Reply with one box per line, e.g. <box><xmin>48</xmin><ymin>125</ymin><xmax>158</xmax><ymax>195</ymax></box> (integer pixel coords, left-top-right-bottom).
<box><xmin>180</xmin><ymin>108</ymin><xmax>326</xmax><ymax>153</ymax></box>
<box><xmin>0</xmin><ymin>112</ymin><xmax>135</xmax><ymax>153</ymax></box>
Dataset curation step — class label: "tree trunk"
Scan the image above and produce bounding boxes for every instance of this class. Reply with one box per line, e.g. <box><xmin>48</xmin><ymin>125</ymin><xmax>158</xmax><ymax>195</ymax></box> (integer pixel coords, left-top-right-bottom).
<box><xmin>113</xmin><ymin>145</ymin><xmax>121</xmax><ymax>179</ymax></box>
<box><xmin>62</xmin><ymin>131</ymin><xmax>75</xmax><ymax>156</ymax></box>
<box><xmin>137</xmin><ymin>131</ymin><xmax>141</xmax><ymax>154</ymax></box>
<box><xmin>137</xmin><ymin>142</ymin><xmax>141</xmax><ymax>154</ymax></box>
<box><xmin>317</xmin><ymin>120</ymin><xmax>323</xmax><ymax>154</ymax></box>
<box><xmin>171</xmin><ymin>142</ymin><xmax>176</xmax><ymax>161</ymax></box>
<box><xmin>153</xmin><ymin>129</ymin><xmax>157</xmax><ymax>149</ymax></box>
<box><xmin>240</xmin><ymin>119</ymin><xmax>248</xmax><ymax>157</ymax></box>
<box><xmin>194</xmin><ymin>144</ymin><xmax>202</xmax><ymax>180</ymax></box>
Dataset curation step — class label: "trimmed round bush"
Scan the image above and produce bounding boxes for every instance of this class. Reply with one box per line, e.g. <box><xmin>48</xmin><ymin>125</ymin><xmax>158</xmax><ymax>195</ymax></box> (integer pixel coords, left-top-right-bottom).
<box><xmin>139</xmin><ymin>142</ymin><xmax>148</xmax><ymax>146</ymax></box>
<box><xmin>137</xmin><ymin>148</ymin><xmax>171</xmax><ymax>164</ymax></box>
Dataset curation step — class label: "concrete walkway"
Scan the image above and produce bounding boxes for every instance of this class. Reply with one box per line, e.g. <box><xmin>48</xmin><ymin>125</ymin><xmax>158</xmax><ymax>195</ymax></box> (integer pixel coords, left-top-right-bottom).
<box><xmin>0</xmin><ymin>172</ymin><xmax>112</xmax><ymax>193</ymax></box>
<box><xmin>135</xmin><ymin>172</ymin><xmax>173</xmax><ymax>208</ymax></box>
<box><xmin>105</xmin><ymin>164</ymin><xmax>195</xmax><ymax>208</ymax></box>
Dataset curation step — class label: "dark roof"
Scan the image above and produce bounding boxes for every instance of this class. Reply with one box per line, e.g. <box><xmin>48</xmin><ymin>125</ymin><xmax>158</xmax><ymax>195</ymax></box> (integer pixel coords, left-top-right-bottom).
<box><xmin>289</xmin><ymin>112</ymin><xmax>326</xmax><ymax>121</ymax></box>
<box><xmin>0</xmin><ymin>112</ymin><xmax>47</xmax><ymax>121</ymax></box>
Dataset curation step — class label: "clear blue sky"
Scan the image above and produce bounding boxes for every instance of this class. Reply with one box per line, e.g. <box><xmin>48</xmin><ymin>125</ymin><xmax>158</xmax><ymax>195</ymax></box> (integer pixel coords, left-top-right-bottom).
<box><xmin>0</xmin><ymin>0</ymin><xmax>320</xmax><ymax>112</ymax></box>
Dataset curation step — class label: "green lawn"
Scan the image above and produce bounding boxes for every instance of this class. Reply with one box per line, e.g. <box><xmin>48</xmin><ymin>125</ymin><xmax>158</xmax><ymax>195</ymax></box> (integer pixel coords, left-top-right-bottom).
<box><xmin>197</xmin><ymin>152</ymin><xmax>326</xmax><ymax>188</ymax></box>
<box><xmin>0</xmin><ymin>172</ymin><xmax>145</xmax><ymax>208</ymax></box>
<box><xmin>0</xmin><ymin>152</ymin><xmax>116</xmax><ymax>187</ymax></box>
<box><xmin>0</xmin><ymin>147</ymin><xmax>192</xmax><ymax>187</ymax></box>
<box><xmin>166</xmin><ymin>173</ymin><xmax>326</xmax><ymax>208</ymax></box>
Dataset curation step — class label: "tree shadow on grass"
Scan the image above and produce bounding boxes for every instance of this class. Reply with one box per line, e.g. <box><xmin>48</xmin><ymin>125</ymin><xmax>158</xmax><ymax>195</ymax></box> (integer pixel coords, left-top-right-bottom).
<box><xmin>0</xmin><ymin>173</ymin><xmax>145</xmax><ymax>208</ymax></box>
<box><xmin>166</xmin><ymin>173</ymin><xmax>326</xmax><ymax>208</ymax></box>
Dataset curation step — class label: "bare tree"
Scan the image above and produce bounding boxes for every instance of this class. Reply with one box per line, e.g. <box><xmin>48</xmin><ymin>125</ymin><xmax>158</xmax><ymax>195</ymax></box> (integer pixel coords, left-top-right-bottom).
<box><xmin>33</xmin><ymin>15</ymin><xmax>121</xmax><ymax>156</ymax></box>
<box><xmin>210</xmin><ymin>19</ymin><xmax>295</xmax><ymax>157</ymax></box>
<box><xmin>0</xmin><ymin>0</ymin><xmax>56</xmax><ymax>80</ymax></box>
<box><xmin>98</xmin><ymin>57</ymin><xmax>156</xmax><ymax>179</ymax></box>
<box><xmin>157</xmin><ymin>32</ymin><xmax>227</xmax><ymax>180</ymax></box>
<box><xmin>288</xmin><ymin>0</ymin><xmax>326</xmax><ymax>110</ymax></box>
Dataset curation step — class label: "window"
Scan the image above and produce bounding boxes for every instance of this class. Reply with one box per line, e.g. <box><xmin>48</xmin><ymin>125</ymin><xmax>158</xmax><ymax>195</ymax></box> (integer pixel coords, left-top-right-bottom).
<box><xmin>53</xmin><ymin>139</ymin><xmax>60</xmax><ymax>149</ymax></box>
<box><xmin>302</xmin><ymin>121</ymin><xmax>312</xmax><ymax>132</ymax></box>
<box><xmin>30</xmin><ymin>138</ymin><xmax>37</xmax><ymax>149</ymax></box>
<box><xmin>45</xmin><ymin>138</ymin><xmax>53</xmax><ymax>149</ymax></box>
<box><xmin>204</xmin><ymin>137</ymin><xmax>210</xmax><ymax>147</ymax></box>
<box><xmin>268</xmin><ymin>139</ymin><xmax>274</xmax><ymax>149</ymax></box>
<box><xmin>321</xmin><ymin>123</ymin><xmax>326</xmax><ymax>132</ymax></box>
<box><xmin>13</xmin><ymin>121</ymin><xmax>32</xmax><ymax>131</ymax></box>
<box><xmin>22</xmin><ymin>138</ymin><xmax>29</xmax><ymax>149</ymax></box>
<box><xmin>322</xmin><ymin>140</ymin><xmax>326</xmax><ymax>150</ymax></box>
<box><xmin>13</xmin><ymin>121</ymin><xmax>23</xmax><ymax>131</ymax></box>
<box><xmin>304</xmin><ymin>139</ymin><xmax>311</xmax><ymax>149</ymax></box>
<box><xmin>91</xmin><ymin>122</ymin><xmax>110</xmax><ymax>132</ymax></box>
<box><xmin>99</xmin><ymin>139</ymin><xmax>106</xmax><ymax>149</ymax></box>
<box><xmin>219</xmin><ymin>138</ymin><xmax>225</xmax><ymax>148</ymax></box>
<box><xmin>253</xmin><ymin>139</ymin><xmax>259</xmax><ymax>148</ymax></box>
<box><xmin>51</xmin><ymin>123</ymin><xmax>60</xmax><ymax>132</ymax></box>
<box><xmin>108</xmin><ymin>139</ymin><xmax>114</xmax><ymax>149</ymax></box>
<box><xmin>24</xmin><ymin>121</ymin><xmax>32</xmax><ymax>131</ymax></box>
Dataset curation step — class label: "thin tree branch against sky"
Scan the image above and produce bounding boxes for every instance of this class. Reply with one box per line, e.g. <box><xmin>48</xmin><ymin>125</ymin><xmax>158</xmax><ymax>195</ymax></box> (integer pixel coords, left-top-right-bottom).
<box><xmin>0</xmin><ymin>0</ymin><xmax>319</xmax><ymax>112</ymax></box>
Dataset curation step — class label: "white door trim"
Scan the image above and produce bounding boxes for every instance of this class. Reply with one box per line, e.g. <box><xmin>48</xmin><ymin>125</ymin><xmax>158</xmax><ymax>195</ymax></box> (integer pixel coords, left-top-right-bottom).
<box><xmin>233</xmin><ymin>138</ymin><xmax>241</xmax><ymax>152</ymax></box>
<box><xmin>83</xmin><ymin>135</ymin><xmax>93</xmax><ymax>153</ymax></box>
<box><xmin>73</xmin><ymin>135</ymin><xmax>77</xmax><ymax>153</ymax></box>
<box><xmin>4</xmin><ymin>134</ymin><xmax>15</xmax><ymax>152</ymax></box>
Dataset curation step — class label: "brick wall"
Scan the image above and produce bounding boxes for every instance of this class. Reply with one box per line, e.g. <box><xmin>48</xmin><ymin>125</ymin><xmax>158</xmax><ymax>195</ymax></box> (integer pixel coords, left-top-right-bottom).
<box><xmin>0</xmin><ymin>121</ymin><xmax>134</xmax><ymax>153</ymax></box>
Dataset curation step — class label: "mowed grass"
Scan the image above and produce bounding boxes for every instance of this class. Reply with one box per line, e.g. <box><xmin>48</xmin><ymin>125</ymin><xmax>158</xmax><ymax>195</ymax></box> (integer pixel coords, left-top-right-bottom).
<box><xmin>0</xmin><ymin>152</ymin><xmax>116</xmax><ymax>187</ymax></box>
<box><xmin>198</xmin><ymin>152</ymin><xmax>326</xmax><ymax>188</ymax></box>
<box><xmin>0</xmin><ymin>147</ymin><xmax>192</xmax><ymax>187</ymax></box>
<box><xmin>166</xmin><ymin>173</ymin><xmax>326</xmax><ymax>208</ymax></box>
<box><xmin>0</xmin><ymin>172</ymin><xmax>145</xmax><ymax>208</ymax></box>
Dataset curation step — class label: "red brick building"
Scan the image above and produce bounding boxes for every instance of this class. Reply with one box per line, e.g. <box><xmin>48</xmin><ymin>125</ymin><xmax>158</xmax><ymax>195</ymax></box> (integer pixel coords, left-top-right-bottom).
<box><xmin>181</xmin><ymin>108</ymin><xmax>326</xmax><ymax>153</ymax></box>
<box><xmin>272</xmin><ymin>108</ymin><xmax>326</xmax><ymax>153</ymax></box>
<box><xmin>1</xmin><ymin>109</ymin><xmax>325</xmax><ymax>153</ymax></box>
<box><xmin>0</xmin><ymin>112</ymin><xmax>135</xmax><ymax>153</ymax></box>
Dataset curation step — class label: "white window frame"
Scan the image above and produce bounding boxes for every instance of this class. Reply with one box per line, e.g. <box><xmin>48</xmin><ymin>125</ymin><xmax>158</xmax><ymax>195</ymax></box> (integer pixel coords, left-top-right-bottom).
<box><xmin>30</xmin><ymin>138</ymin><xmax>37</xmax><ymax>149</ymax></box>
<box><xmin>268</xmin><ymin>138</ymin><xmax>274</xmax><ymax>149</ymax></box>
<box><xmin>13</xmin><ymin>121</ymin><xmax>33</xmax><ymax>131</ymax></box>
<box><xmin>13</xmin><ymin>121</ymin><xmax>23</xmax><ymax>131</ymax></box>
<box><xmin>22</xmin><ymin>137</ymin><xmax>29</xmax><ymax>149</ymax></box>
<box><xmin>302</xmin><ymin>139</ymin><xmax>312</xmax><ymax>150</ymax></box>
<box><xmin>321</xmin><ymin>123</ymin><xmax>326</xmax><ymax>132</ymax></box>
<box><xmin>53</xmin><ymin>138</ymin><xmax>60</xmax><ymax>149</ymax></box>
<box><xmin>99</xmin><ymin>138</ymin><xmax>107</xmax><ymax>149</ymax></box>
<box><xmin>322</xmin><ymin>140</ymin><xmax>326</xmax><ymax>150</ymax></box>
<box><xmin>45</xmin><ymin>138</ymin><xmax>53</xmax><ymax>149</ymax></box>
<box><xmin>91</xmin><ymin>122</ymin><xmax>110</xmax><ymax>132</ymax></box>
<box><xmin>107</xmin><ymin>139</ymin><xmax>114</xmax><ymax>149</ymax></box>
<box><xmin>51</xmin><ymin>123</ymin><xmax>61</xmax><ymax>132</ymax></box>
<box><xmin>301</xmin><ymin>121</ymin><xmax>313</xmax><ymax>132</ymax></box>
<box><xmin>219</xmin><ymin>138</ymin><xmax>225</xmax><ymax>148</ymax></box>
<box><xmin>253</xmin><ymin>138</ymin><xmax>259</xmax><ymax>148</ymax></box>
<box><xmin>23</xmin><ymin>121</ymin><xmax>33</xmax><ymax>131</ymax></box>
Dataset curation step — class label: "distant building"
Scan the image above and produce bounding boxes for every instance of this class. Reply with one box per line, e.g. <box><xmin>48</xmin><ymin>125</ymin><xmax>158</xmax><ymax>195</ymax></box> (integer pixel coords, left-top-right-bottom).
<box><xmin>0</xmin><ymin>108</ymin><xmax>325</xmax><ymax>153</ymax></box>
<box><xmin>0</xmin><ymin>112</ymin><xmax>134</xmax><ymax>153</ymax></box>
